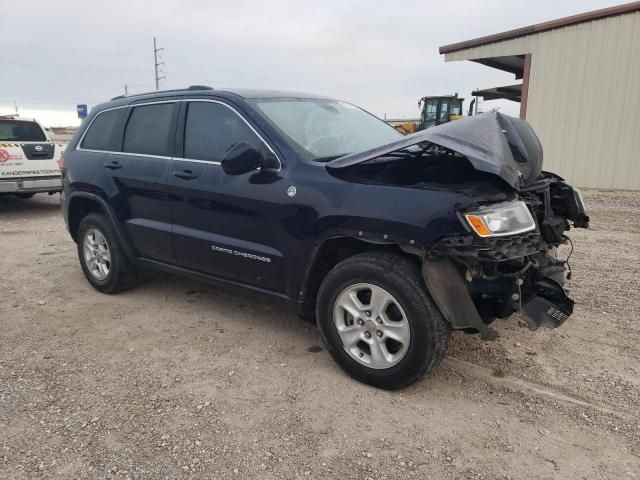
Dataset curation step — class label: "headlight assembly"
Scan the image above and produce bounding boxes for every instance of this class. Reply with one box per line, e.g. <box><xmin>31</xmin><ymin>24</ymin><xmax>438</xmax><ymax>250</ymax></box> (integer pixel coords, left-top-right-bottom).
<box><xmin>464</xmin><ymin>200</ymin><xmax>536</xmax><ymax>237</ymax></box>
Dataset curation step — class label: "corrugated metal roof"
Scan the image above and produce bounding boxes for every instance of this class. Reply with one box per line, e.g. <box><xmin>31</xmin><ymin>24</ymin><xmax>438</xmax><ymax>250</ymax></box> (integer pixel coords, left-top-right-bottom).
<box><xmin>440</xmin><ymin>1</ymin><xmax>640</xmax><ymax>54</ymax></box>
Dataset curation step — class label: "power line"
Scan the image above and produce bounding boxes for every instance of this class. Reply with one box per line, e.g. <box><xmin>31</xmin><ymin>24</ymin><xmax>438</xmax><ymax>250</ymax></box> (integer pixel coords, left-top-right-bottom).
<box><xmin>297</xmin><ymin>57</ymin><xmax>437</xmax><ymax>79</ymax></box>
<box><xmin>0</xmin><ymin>79</ymin><xmax>150</xmax><ymax>88</ymax></box>
<box><xmin>2</xmin><ymin>60</ymin><xmax>150</xmax><ymax>74</ymax></box>
<box><xmin>165</xmin><ymin>57</ymin><xmax>275</xmax><ymax>81</ymax></box>
<box><xmin>0</xmin><ymin>43</ymin><xmax>147</xmax><ymax>59</ymax></box>
<box><xmin>0</xmin><ymin>99</ymin><xmax>105</xmax><ymax>106</ymax></box>
<box><xmin>312</xmin><ymin>69</ymin><xmax>508</xmax><ymax>92</ymax></box>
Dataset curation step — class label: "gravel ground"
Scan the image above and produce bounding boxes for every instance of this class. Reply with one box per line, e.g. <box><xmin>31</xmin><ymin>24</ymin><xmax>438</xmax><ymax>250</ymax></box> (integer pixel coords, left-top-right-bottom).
<box><xmin>1</xmin><ymin>190</ymin><xmax>639</xmax><ymax>480</ymax></box>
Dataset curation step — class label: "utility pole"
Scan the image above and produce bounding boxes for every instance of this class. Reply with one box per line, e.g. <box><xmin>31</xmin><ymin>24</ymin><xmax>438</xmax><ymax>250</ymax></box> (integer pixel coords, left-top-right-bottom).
<box><xmin>153</xmin><ymin>37</ymin><xmax>165</xmax><ymax>91</ymax></box>
<box><xmin>124</xmin><ymin>85</ymin><xmax>128</xmax><ymax>96</ymax></box>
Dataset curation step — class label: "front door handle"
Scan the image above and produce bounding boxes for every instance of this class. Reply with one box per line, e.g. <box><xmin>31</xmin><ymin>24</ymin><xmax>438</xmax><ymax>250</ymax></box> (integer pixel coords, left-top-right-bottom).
<box><xmin>103</xmin><ymin>160</ymin><xmax>122</xmax><ymax>170</ymax></box>
<box><xmin>173</xmin><ymin>169</ymin><xmax>198</xmax><ymax>180</ymax></box>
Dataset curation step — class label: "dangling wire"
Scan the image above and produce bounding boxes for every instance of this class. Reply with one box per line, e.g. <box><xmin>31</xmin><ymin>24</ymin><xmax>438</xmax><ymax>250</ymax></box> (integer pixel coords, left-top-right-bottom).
<box><xmin>562</xmin><ymin>235</ymin><xmax>574</xmax><ymax>280</ymax></box>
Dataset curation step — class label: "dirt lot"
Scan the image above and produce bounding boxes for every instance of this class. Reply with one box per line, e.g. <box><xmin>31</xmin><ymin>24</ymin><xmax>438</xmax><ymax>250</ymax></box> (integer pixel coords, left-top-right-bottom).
<box><xmin>1</xmin><ymin>191</ymin><xmax>639</xmax><ymax>480</ymax></box>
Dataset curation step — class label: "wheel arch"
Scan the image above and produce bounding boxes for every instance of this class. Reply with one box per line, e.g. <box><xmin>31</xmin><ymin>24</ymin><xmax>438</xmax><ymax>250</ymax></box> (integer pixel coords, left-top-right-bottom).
<box><xmin>67</xmin><ymin>194</ymin><xmax>106</xmax><ymax>241</ymax></box>
<box><xmin>296</xmin><ymin>235</ymin><xmax>424</xmax><ymax>318</ymax></box>
<box><xmin>66</xmin><ymin>192</ymin><xmax>136</xmax><ymax>260</ymax></box>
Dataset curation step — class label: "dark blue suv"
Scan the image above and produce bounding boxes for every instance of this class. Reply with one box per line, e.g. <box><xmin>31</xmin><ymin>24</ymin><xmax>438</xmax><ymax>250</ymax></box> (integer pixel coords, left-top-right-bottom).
<box><xmin>61</xmin><ymin>86</ymin><xmax>588</xmax><ymax>389</ymax></box>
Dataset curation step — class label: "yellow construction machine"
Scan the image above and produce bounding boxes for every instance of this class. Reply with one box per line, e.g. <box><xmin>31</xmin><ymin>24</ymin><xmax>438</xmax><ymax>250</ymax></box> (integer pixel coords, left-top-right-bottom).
<box><xmin>418</xmin><ymin>94</ymin><xmax>464</xmax><ymax>130</ymax></box>
<box><xmin>387</xmin><ymin>93</ymin><xmax>465</xmax><ymax>135</ymax></box>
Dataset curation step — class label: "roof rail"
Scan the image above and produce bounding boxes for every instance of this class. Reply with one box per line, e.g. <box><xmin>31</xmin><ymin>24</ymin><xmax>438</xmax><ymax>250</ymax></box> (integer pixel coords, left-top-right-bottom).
<box><xmin>110</xmin><ymin>85</ymin><xmax>214</xmax><ymax>101</ymax></box>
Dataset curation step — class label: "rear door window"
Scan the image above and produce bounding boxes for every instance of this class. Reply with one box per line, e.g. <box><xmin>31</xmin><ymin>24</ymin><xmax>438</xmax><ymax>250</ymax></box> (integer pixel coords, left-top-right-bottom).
<box><xmin>123</xmin><ymin>103</ymin><xmax>176</xmax><ymax>156</ymax></box>
<box><xmin>81</xmin><ymin>109</ymin><xmax>121</xmax><ymax>151</ymax></box>
<box><xmin>184</xmin><ymin>101</ymin><xmax>263</xmax><ymax>162</ymax></box>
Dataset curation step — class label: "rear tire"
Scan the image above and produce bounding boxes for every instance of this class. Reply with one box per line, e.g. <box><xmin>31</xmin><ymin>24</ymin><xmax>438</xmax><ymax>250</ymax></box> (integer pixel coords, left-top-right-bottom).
<box><xmin>316</xmin><ymin>252</ymin><xmax>449</xmax><ymax>389</ymax></box>
<box><xmin>77</xmin><ymin>213</ymin><xmax>139</xmax><ymax>293</ymax></box>
<box><xmin>14</xmin><ymin>193</ymin><xmax>35</xmax><ymax>199</ymax></box>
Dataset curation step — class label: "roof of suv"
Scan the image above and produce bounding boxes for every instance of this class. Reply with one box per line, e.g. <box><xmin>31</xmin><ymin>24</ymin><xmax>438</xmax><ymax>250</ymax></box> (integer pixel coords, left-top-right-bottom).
<box><xmin>215</xmin><ymin>88</ymin><xmax>331</xmax><ymax>100</ymax></box>
<box><xmin>104</xmin><ymin>86</ymin><xmax>332</xmax><ymax>109</ymax></box>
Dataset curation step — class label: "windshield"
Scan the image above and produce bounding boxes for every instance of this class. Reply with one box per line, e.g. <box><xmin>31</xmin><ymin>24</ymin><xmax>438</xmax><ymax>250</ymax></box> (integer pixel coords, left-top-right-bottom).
<box><xmin>0</xmin><ymin>120</ymin><xmax>47</xmax><ymax>142</ymax></box>
<box><xmin>251</xmin><ymin>99</ymin><xmax>402</xmax><ymax>161</ymax></box>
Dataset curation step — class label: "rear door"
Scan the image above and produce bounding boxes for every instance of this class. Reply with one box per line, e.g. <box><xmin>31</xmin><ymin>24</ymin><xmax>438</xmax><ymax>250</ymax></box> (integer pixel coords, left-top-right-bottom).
<box><xmin>110</xmin><ymin>101</ymin><xmax>178</xmax><ymax>263</ymax></box>
<box><xmin>168</xmin><ymin>99</ymin><xmax>287</xmax><ymax>292</ymax></box>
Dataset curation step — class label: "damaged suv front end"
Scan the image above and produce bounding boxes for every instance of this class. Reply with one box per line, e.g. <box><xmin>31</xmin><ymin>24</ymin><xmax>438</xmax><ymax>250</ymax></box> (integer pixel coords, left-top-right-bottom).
<box><xmin>328</xmin><ymin>111</ymin><xmax>589</xmax><ymax>338</ymax></box>
<box><xmin>428</xmin><ymin>174</ymin><xmax>588</xmax><ymax>337</ymax></box>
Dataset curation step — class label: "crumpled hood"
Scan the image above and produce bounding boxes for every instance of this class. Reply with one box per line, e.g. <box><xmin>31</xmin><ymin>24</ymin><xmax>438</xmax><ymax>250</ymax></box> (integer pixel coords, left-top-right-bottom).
<box><xmin>327</xmin><ymin>111</ymin><xmax>543</xmax><ymax>190</ymax></box>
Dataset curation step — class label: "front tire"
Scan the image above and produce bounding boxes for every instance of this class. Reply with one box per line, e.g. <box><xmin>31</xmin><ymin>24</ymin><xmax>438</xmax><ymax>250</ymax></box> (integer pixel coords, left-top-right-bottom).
<box><xmin>316</xmin><ymin>252</ymin><xmax>449</xmax><ymax>389</ymax></box>
<box><xmin>77</xmin><ymin>213</ymin><xmax>139</xmax><ymax>293</ymax></box>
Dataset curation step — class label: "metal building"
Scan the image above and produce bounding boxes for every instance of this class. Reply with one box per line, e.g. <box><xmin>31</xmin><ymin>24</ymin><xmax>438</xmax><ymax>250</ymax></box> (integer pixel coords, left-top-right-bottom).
<box><xmin>440</xmin><ymin>2</ymin><xmax>640</xmax><ymax>190</ymax></box>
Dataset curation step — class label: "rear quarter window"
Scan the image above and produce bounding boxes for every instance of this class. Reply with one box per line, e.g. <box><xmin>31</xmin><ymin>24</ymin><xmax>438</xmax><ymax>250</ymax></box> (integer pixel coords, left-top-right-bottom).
<box><xmin>123</xmin><ymin>103</ymin><xmax>175</xmax><ymax>156</ymax></box>
<box><xmin>81</xmin><ymin>109</ymin><xmax>122</xmax><ymax>151</ymax></box>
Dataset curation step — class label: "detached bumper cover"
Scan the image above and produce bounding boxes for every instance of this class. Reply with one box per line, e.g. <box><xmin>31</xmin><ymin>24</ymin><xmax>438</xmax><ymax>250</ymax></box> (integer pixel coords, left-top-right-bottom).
<box><xmin>522</xmin><ymin>278</ymin><xmax>574</xmax><ymax>330</ymax></box>
<box><xmin>0</xmin><ymin>176</ymin><xmax>62</xmax><ymax>193</ymax></box>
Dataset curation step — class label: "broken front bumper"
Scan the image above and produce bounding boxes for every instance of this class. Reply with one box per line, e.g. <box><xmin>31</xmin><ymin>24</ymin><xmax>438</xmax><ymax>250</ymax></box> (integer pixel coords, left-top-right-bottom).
<box><xmin>421</xmin><ymin>177</ymin><xmax>586</xmax><ymax>336</ymax></box>
<box><xmin>422</xmin><ymin>257</ymin><xmax>574</xmax><ymax>337</ymax></box>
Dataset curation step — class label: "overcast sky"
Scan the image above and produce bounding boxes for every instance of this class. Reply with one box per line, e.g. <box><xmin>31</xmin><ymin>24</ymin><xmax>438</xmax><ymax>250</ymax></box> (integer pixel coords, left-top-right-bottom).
<box><xmin>0</xmin><ymin>0</ymin><xmax>625</xmax><ymax>126</ymax></box>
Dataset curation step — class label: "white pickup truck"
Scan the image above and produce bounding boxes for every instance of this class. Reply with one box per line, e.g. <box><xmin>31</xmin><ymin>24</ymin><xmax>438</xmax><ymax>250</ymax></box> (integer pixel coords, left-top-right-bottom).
<box><xmin>0</xmin><ymin>115</ymin><xmax>64</xmax><ymax>198</ymax></box>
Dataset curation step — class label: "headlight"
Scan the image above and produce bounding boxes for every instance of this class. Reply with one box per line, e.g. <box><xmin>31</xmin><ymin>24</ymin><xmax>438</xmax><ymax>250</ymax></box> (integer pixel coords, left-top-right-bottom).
<box><xmin>464</xmin><ymin>200</ymin><xmax>535</xmax><ymax>237</ymax></box>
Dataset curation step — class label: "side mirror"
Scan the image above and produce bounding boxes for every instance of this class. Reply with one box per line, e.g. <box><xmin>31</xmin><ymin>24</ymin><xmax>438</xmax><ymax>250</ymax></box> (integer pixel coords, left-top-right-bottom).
<box><xmin>221</xmin><ymin>142</ymin><xmax>264</xmax><ymax>175</ymax></box>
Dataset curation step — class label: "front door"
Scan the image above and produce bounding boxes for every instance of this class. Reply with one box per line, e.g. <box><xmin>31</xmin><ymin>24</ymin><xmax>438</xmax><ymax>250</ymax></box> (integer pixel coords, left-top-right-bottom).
<box><xmin>168</xmin><ymin>99</ymin><xmax>288</xmax><ymax>293</ymax></box>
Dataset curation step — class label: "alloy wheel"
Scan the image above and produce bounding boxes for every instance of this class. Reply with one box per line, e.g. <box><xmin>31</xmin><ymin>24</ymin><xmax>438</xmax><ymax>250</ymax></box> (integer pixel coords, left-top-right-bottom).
<box><xmin>333</xmin><ymin>283</ymin><xmax>410</xmax><ymax>369</ymax></box>
<box><xmin>83</xmin><ymin>228</ymin><xmax>111</xmax><ymax>281</ymax></box>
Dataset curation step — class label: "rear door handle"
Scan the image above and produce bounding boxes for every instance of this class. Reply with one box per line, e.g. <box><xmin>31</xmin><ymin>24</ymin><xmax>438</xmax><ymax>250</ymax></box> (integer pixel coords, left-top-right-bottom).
<box><xmin>173</xmin><ymin>169</ymin><xmax>198</xmax><ymax>180</ymax></box>
<box><xmin>103</xmin><ymin>160</ymin><xmax>122</xmax><ymax>170</ymax></box>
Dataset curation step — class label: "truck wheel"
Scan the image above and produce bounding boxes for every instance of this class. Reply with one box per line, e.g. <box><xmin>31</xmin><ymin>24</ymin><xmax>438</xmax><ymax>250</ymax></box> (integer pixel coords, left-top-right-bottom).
<box><xmin>77</xmin><ymin>213</ymin><xmax>139</xmax><ymax>294</ymax></box>
<box><xmin>14</xmin><ymin>193</ymin><xmax>35</xmax><ymax>199</ymax></box>
<box><xmin>316</xmin><ymin>252</ymin><xmax>449</xmax><ymax>389</ymax></box>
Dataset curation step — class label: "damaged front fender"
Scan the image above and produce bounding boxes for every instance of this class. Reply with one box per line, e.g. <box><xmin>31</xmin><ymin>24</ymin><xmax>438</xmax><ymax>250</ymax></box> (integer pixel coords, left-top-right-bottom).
<box><xmin>422</xmin><ymin>258</ymin><xmax>496</xmax><ymax>339</ymax></box>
